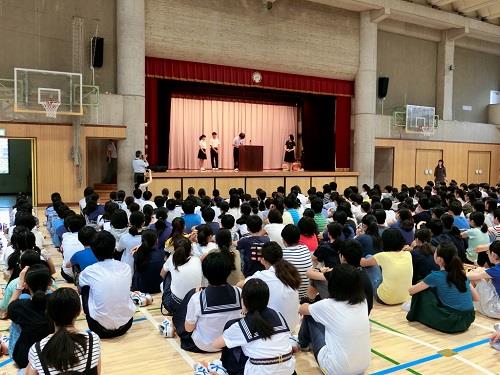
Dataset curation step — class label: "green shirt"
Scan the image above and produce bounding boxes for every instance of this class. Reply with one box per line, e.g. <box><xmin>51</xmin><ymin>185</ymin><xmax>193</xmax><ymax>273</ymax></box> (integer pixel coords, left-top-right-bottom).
<box><xmin>314</xmin><ymin>213</ymin><xmax>327</xmax><ymax>233</ymax></box>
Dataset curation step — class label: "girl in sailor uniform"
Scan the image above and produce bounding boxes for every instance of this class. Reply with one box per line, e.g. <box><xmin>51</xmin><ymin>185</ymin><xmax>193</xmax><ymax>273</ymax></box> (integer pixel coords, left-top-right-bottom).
<box><xmin>212</xmin><ymin>278</ymin><xmax>296</xmax><ymax>375</ymax></box>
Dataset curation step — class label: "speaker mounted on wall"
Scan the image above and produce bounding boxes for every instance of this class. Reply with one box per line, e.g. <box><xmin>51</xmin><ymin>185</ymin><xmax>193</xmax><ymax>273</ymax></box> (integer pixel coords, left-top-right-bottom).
<box><xmin>90</xmin><ymin>37</ymin><xmax>104</xmax><ymax>68</ymax></box>
<box><xmin>378</xmin><ymin>77</ymin><xmax>389</xmax><ymax>99</ymax></box>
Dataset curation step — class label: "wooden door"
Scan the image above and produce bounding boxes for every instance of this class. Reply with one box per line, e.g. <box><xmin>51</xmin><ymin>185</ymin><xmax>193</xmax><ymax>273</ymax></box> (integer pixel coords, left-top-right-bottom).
<box><xmin>415</xmin><ymin>149</ymin><xmax>443</xmax><ymax>186</ymax></box>
<box><xmin>468</xmin><ymin>151</ymin><xmax>491</xmax><ymax>184</ymax></box>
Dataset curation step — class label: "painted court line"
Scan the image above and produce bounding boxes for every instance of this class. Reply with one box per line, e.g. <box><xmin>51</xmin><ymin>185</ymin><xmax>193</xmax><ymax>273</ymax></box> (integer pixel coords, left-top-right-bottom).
<box><xmin>138</xmin><ymin>306</ymin><xmax>196</xmax><ymax>368</ymax></box>
<box><xmin>371</xmin><ymin>326</ymin><xmax>494</xmax><ymax>375</ymax></box>
<box><xmin>371</xmin><ymin>349</ymin><xmax>422</xmax><ymax>375</ymax></box>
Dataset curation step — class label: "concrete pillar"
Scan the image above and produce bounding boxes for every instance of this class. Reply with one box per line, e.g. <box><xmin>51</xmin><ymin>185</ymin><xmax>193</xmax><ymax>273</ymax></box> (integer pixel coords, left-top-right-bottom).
<box><xmin>116</xmin><ymin>0</ymin><xmax>145</xmax><ymax>193</ymax></box>
<box><xmin>436</xmin><ymin>32</ymin><xmax>454</xmax><ymax>121</ymax></box>
<box><xmin>353</xmin><ymin>12</ymin><xmax>377</xmax><ymax>186</ymax></box>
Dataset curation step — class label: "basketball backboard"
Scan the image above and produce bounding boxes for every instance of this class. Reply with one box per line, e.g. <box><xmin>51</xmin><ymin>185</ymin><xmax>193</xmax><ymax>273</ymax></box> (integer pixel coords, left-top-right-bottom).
<box><xmin>14</xmin><ymin>68</ymin><xmax>83</xmax><ymax>116</ymax></box>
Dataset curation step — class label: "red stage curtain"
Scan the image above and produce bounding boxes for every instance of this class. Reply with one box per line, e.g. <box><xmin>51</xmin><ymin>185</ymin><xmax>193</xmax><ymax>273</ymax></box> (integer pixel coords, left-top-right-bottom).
<box><xmin>146</xmin><ymin>57</ymin><xmax>354</xmax><ymax>97</ymax></box>
<box><xmin>335</xmin><ymin>96</ymin><xmax>351</xmax><ymax>169</ymax></box>
<box><xmin>145</xmin><ymin>77</ymin><xmax>159</xmax><ymax>166</ymax></box>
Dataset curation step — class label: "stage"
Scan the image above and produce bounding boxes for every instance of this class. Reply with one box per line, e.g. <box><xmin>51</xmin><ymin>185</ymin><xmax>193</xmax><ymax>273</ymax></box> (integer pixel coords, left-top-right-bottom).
<box><xmin>149</xmin><ymin>170</ymin><xmax>358</xmax><ymax>198</ymax></box>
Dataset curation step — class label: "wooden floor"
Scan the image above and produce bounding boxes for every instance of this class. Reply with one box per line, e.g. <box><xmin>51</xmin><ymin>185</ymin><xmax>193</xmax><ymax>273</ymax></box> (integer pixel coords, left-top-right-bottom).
<box><xmin>0</xmin><ymin>208</ymin><xmax>498</xmax><ymax>374</ymax></box>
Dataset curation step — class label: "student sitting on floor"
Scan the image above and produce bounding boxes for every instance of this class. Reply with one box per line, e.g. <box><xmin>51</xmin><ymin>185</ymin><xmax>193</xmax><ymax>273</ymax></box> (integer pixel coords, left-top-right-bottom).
<box><xmin>79</xmin><ymin>231</ymin><xmax>136</xmax><ymax>339</ymax></box>
<box><xmin>25</xmin><ymin>288</ymin><xmax>101</xmax><ymax>375</ymax></box>
<box><xmin>131</xmin><ymin>230</ymin><xmax>164</xmax><ymax>294</ymax></box>
<box><xmin>190</xmin><ymin>224</ymin><xmax>218</xmax><ymax>258</ymax></box>
<box><xmin>298</xmin><ymin>264</ymin><xmax>371</xmax><ymax>375</ymax></box>
<box><xmin>212</xmin><ymin>278</ymin><xmax>296</xmax><ymax>375</ymax></box>
<box><xmin>237</xmin><ymin>215</ymin><xmax>270</xmax><ymax>277</ymax></box>
<box><xmin>461</xmin><ymin>211</ymin><xmax>490</xmax><ymax>266</ymax></box>
<box><xmin>214</xmin><ymin>229</ymin><xmax>243</xmax><ymax>286</ymax></box>
<box><xmin>360</xmin><ymin>228</ymin><xmax>413</xmax><ymax>305</ymax></box>
<box><xmin>410</xmin><ymin>228</ymin><xmax>439</xmax><ymax>284</ymax></box>
<box><xmin>242</xmin><ymin>241</ymin><xmax>301</xmax><ymax>331</ymax></box>
<box><xmin>174</xmin><ymin>252</ymin><xmax>242</xmax><ymax>353</ymax></box>
<box><xmin>66</xmin><ymin>226</ymin><xmax>98</xmax><ymax>286</ymax></box>
<box><xmin>117</xmin><ymin>211</ymin><xmax>145</xmax><ymax>272</ymax></box>
<box><xmin>60</xmin><ymin>214</ymin><xmax>86</xmax><ymax>283</ymax></box>
<box><xmin>7</xmin><ymin>264</ymin><xmax>55</xmax><ymax>369</ymax></box>
<box><xmin>407</xmin><ymin>242</ymin><xmax>478</xmax><ymax>333</ymax></box>
<box><xmin>467</xmin><ymin>241</ymin><xmax>500</xmax><ymax>319</ymax></box>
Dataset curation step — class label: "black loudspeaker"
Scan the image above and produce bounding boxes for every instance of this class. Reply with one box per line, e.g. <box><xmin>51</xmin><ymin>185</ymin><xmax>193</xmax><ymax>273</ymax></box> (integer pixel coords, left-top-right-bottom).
<box><xmin>90</xmin><ymin>37</ymin><xmax>104</xmax><ymax>68</ymax></box>
<box><xmin>378</xmin><ymin>77</ymin><xmax>389</xmax><ymax>99</ymax></box>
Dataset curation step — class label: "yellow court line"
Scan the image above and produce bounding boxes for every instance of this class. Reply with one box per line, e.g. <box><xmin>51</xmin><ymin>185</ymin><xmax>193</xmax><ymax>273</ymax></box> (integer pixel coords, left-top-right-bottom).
<box><xmin>371</xmin><ymin>326</ymin><xmax>495</xmax><ymax>375</ymax></box>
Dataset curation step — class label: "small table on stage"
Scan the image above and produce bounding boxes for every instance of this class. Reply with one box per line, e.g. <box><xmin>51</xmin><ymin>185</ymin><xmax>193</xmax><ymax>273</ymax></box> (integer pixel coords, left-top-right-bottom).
<box><xmin>239</xmin><ymin>145</ymin><xmax>263</xmax><ymax>171</ymax></box>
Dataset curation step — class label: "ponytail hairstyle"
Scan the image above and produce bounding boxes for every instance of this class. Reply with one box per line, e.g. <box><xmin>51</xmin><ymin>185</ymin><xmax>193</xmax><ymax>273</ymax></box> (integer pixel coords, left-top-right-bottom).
<box><xmin>128</xmin><ymin>211</ymin><xmax>145</xmax><ymax>236</ymax></box>
<box><xmin>261</xmin><ymin>242</ymin><xmax>301</xmax><ymax>290</ymax></box>
<box><xmin>248</xmin><ymin>198</ymin><xmax>259</xmax><ymax>215</ymax></box>
<box><xmin>332</xmin><ymin>211</ymin><xmax>352</xmax><ymax>239</ymax></box>
<box><xmin>218</xmin><ymin>201</ymin><xmax>229</xmax><ymax>219</ymax></box>
<box><xmin>215</xmin><ymin>229</ymin><xmax>236</xmax><ymax>271</ymax></box>
<box><xmin>398</xmin><ymin>208</ymin><xmax>415</xmax><ymax>232</ymax></box>
<box><xmin>25</xmin><ymin>264</ymin><xmax>52</xmax><ymax>312</ymax></box>
<box><xmin>362</xmin><ymin>215</ymin><xmax>382</xmax><ymax>251</ymax></box>
<box><xmin>154</xmin><ymin>207</ymin><xmax>168</xmax><ymax>235</ymax></box>
<box><xmin>236</xmin><ymin>203</ymin><xmax>251</xmax><ymax>225</ymax></box>
<box><xmin>242</xmin><ymin>278</ymin><xmax>274</xmax><ymax>340</ymax></box>
<box><xmin>142</xmin><ymin>204</ymin><xmax>154</xmax><ymax>227</ymax></box>
<box><xmin>415</xmin><ymin>228</ymin><xmax>434</xmax><ymax>256</ymax></box>
<box><xmin>172</xmin><ymin>237</ymin><xmax>192</xmax><ymax>270</ymax></box>
<box><xmin>469</xmin><ymin>211</ymin><xmax>488</xmax><ymax>233</ymax></box>
<box><xmin>328</xmin><ymin>263</ymin><xmax>366</xmax><ymax>305</ymax></box>
<box><xmin>42</xmin><ymin>288</ymin><xmax>87</xmax><ymax>372</ymax></box>
<box><xmin>169</xmin><ymin>217</ymin><xmax>185</xmax><ymax>240</ymax></box>
<box><xmin>134</xmin><ymin>230</ymin><xmax>158</xmax><ymax>273</ymax></box>
<box><xmin>436</xmin><ymin>242</ymin><xmax>467</xmax><ymax>293</ymax></box>
<box><xmin>196</xmin><ymin>224</ymin><xmax>214</xmax><ymax>247</ymax></box>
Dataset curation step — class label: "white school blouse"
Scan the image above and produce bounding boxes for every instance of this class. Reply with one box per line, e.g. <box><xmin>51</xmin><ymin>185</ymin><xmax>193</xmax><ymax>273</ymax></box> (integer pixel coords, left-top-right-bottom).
<box><xmin>199</xmin><ymin>139</ymin><xmax>207</xmax><ymax>150</ymax></box>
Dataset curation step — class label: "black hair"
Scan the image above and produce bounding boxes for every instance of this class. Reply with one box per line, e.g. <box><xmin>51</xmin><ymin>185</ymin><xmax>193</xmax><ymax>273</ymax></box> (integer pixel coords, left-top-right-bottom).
<box><xmin>165</xmin><ymin>199</ymin><xmax>176</xmax><ymax>211</ymax></box>
<box><xmin>436</xmin><ymin>242</ymin><xmax>467</xmax><ymax>293</ymax></box>
<box><xmin>302</xmin><ymin>208</ymin><xmax>315</xmax><ymax>219</ymax></box>
<box><xmin>297</xmin><ymin>217</ymin><xmax>317</xmax><ymax>236</ymax></box>
<box><xmin>199</xmin><ymin>134</ymin><xmax>206</xmax><ymax>140</ymax></box>
<box><xmin>201</xmin><ymin>207</ymin><xmax>215</xmax><ymax>223</ymax></box>
<box><xmin>133</xmin><ymin>189</ymin><xmax>143</xmax><ymax>199</ymax></box>
<box><xmin>168</xmin><ymin>217</ymin><xmax>185</xmax><ymax>243</ymax></box>
<box><xmin>339</xmin><ymin>240</ymin><xmax>363</xmax><ymax>267</ymax></box>
<box><xmin>362</xmin><ymin>215</ymin><xmax>383</xmax><ymax>251</ymax></box>
<box><xmin>311</xmin><ymin>198</ymin><xmax>323</xmax><ymax>214</ymax></box>
<box><xmin>398</xmin><ymin>208</ymin><xmax>414</xmax><ymax>232</ymax></box>
<box><xmin>220</xmin><ymin>214</ymin><xmax>235</xmax><ymax>230</ymax></box>
<box><xmin>489</xmin><ymin>241</ymin><xmax>500</xmax><ymax>258</ymax></box>
<box><xmin>415</xmin><ymin>228</ymin><xmax>433</xmax><ymax>256</ymax></box>
<box><xmin>373</xmin><ymin>209</ymin><xmax>386</xmax><ymax>225</ymax></box>
<box><xmin>14</xmin><ymin>212</ymin><xmax>37</xmax><ymax>230</ymax></box>
<box><xmin>196</xmin><ymin>224</ymin><xmax>214</xmax><ymax>247</ymax></box>
<box><xmin>242</xmin><ymin>278</ymin><xmax>274</xmax><ymax>339</ymax></box>
<box><xmin>110</xmin><ymin>209</ymin><xmax>128</xmax><ymax>229</ymax></box>
<box><xmin>102</xmin><ymin>201</ymin><xmax>119</xmax><ymax>221</ymax></box>
<box><xmin>64</xmin><ymin>214</ymin><xmax>86</xmax><ymax>233</ymax></box>
<box><xmin>134</xmin><ymin>230</ymin><xmax>158</xmax><ymax>273</ymax></box>
<box><xmin>172</xmin><ymin>237</ymin><xmax>192</xmax><ymax>270</ymax></box>
<box><xmin>142</xmin><ymin>204</ymin><xmax>154</xmax><ymax>226</ymax></box>
<box><xmin>267</xmin><ymin>209</ymin><xmax>283</xmax><ymax>224</ymax></box>
<box><xmin>42</xmin><ymin>288</ymin><xmax>86</xmax><ymax>372</ymax></box>
<box><xmin>246</xmin><ymin>215</ymin><xmax>263</xmax><ymax>234</ymax></box>
<box><xmin>382</xmin><ymin>228</ymin><xmax>406</xmax><ymax>252</ymax></box>
<box><xmin>215</xmin><ymin>229</ymin><xmax>236</xmax><ymax>271</ymax></box>
<box><xmin>129</xmin><ymin>211</ymin><xmax>145</xmax><ymax>236</ymax></box>
<box><xmin>182</xmin><ymin>199</ymin><xmax>196</xmax><ymax>214</ymax></box>
<box><xmin>328</xmin><ymin>264</ymin><xmax>365</xmax><ymax>304</ymax></box>
<box><xmin>281</xmin><ymin>224</ymin><xmax>300</xmax><ymax>246</ymax></box>
<box><xmin>229</xmin><ymin>194</ymin><xmax>240</xmax><ymax>209</ymax></box>
<box><xmin>202</xmin><ymin>252</ymin><xmax>231</xmax><ymax>286</ymax></box>
<box><xmin>25</xmin><ymin>264</ymin><xmax>52</xmax><ymax>312</ymax></box>
<box><xmin>469</xmin><ymin>211</ymin><xmax>488</xmax><ymax>233</ymax></box>
<box><xmin>142</xmin><ymin>190</ymin><xmax>153</xmax><ymax>201</ymax></box>
<box><xmin>261</xmin><ymin>242</ymin><xmax>301</xmax><ymax>289</ymax></box>
<box><xmin>449</xmin><ymin>200</ymin><xmax>463</xmax><ymax>215</ymax></box>
<box><xmin>91</xmin><ymin>231</ymin><xmax>116</xmax><ymax>261</ymax></box>
<box><xmin>154</xmin><ymin>207</ymin><xmax>168</xmax><ymax>235</ymax></box>
<box><xmin>78</xmin><ymin>226</ymin><xmax>97</xmax><ymax>247</ymax></box>
<box><xmin>117</xmin><ymin>190</ymin><xmax>126</xmax><ymax>201</ymax></box>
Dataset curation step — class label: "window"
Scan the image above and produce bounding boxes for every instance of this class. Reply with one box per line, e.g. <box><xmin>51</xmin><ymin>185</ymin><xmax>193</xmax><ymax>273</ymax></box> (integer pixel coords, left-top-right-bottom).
<box><xmin>0</xmin><ymin>139</ymin><xmax>9</xmax><ymax>174</ymax></box>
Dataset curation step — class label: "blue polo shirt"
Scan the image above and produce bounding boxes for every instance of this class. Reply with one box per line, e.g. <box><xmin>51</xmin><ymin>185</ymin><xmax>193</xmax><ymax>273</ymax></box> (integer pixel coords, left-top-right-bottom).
<box><xmin>423</xmin><ymin>270</ymin><xmax>473</xmax><ymax>311</ymax></box>
<box><xmin>70</xmin><ymin>247</ymin><xmax>98</xmax><ymax>271</ymax></box>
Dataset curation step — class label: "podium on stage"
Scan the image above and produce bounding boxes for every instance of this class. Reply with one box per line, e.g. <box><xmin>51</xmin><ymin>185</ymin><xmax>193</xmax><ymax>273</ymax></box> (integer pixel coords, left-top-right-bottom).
<box><xmin>239</xmin><ymin>145</ymin><xmax>263</xmax><ymax>171</ymax></box>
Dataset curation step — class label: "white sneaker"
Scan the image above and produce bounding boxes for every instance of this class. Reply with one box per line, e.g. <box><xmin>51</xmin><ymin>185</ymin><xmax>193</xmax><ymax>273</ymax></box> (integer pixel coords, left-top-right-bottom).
<box><xmin>401</xmin><ymin>300</ymin><xmax>411</xmax><ymax>312</ymax></box>
<box><xmin>201</xmin><ymin>168</ymin><xmax>206</xmax><ymax>171</ymax></box>
<box><xmin>234</xmin><ymin>168</ymin><xmax>239</xmax><ymax>172</ymax></box>
<box><xmin>158</xmin><ymin>319</ymin><xmax>175</xmax><ymax>338</ymax></box>
<box><xmin>207</xmin><ymin>360</ymin><xmax>228</xmax><ymax>375</ymax></box>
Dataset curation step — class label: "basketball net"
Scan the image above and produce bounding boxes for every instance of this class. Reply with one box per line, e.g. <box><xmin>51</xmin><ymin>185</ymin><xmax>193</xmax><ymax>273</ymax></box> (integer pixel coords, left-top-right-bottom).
<box><xmin>41</xmin><ymin>100</ymin><xmax>61</xmax><ymax>118</ymax></box>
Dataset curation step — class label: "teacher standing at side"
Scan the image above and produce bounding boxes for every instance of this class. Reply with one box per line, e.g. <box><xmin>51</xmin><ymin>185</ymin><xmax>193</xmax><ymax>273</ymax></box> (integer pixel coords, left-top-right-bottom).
<box><xmin>132</xmin><ymin>150</ymin><xmax>149</xmax><ymax>184</ymax></box>
<box><xmin>232</xmin><ymin>132</ymin><xmax>245</xmax><ymax>172</ymax></box>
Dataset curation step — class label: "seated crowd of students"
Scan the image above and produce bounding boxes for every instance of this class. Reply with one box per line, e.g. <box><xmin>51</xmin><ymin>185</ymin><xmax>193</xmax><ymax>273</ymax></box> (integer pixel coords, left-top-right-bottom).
<box><xmin>0</xmin><ymin>180</ymin><xmax>499</xmax><ymax>374</ymax></box>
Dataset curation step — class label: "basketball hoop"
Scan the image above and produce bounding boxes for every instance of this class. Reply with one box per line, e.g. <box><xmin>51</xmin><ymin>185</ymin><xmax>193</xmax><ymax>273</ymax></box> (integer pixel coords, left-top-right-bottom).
<box><xmin>41</xmin><ymin>100</ymin><xmax>61</xmax><ymax>118</ymax></box>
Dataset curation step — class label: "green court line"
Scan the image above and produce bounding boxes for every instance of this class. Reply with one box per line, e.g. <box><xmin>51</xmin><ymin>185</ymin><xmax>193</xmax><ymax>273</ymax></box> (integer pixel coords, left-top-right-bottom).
<box><xmin>371</xmin><ymin>349</ymin><xmax>422</xmax><ymax>375</ymax></box>
<box><xmin>370</xmin><ymin>319</ymin><xmax>406</xmax><ymax>335</ymax></box>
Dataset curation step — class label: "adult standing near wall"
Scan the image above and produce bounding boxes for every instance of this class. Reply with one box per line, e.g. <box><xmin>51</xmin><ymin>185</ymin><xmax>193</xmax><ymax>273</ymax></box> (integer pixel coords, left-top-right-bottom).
<box><xmin>284</xmin><ymin>134</ymin><xmax>296</xmax><ymax>171</ymax></box>
<box><xmin>434</xmin><ymin>159</ymin><xmax>447</xmax><ymax>184</ymax></box>
<box><xmin>232</xmin><ymin>132</ymin><xmax>245</xmax><ymax>172</ymax></box>
<box><xmin>104</xmin><ymin>140</ymin><xmax>118</xmax><ymax>184</ymax></box>
<box><xmin>133</xmin><ymin>150</ymin><xmax>149</xmax><ymax>184</ymax></box>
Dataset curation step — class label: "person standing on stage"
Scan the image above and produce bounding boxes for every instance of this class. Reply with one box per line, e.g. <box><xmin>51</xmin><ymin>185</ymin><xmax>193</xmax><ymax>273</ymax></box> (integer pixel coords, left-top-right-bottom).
<box><xmin>104</xmin><ymin>139</ymin><xmax>118</xmax><ymax>183</ymax></box>
<box><xmin>434</xmin><ymin>159</ymin><xmax>447</xmax><ymax>184</ymax></box>
<box><xmin>198</xmin><ymin>134</ymin><xmax>208</xmax><ymax>171</ymax></box>
<box><xmin>284</xmin><ymin>134</ymin><xmax>296</xmax><ymax>171</ymax></box>
<box><xmin>132</xmin><ymin>150</ymin><xmax>149</xmax><ymax>184</ymax></box>
<box><xmin>209</xmin><ymin>132</ymin><xmax>221</xmax><ymax>171</ymax></box>
<box><xmin>232</xmin><ymin>132</ymin><xmax>245</xmax><ymax>172</ymax></box>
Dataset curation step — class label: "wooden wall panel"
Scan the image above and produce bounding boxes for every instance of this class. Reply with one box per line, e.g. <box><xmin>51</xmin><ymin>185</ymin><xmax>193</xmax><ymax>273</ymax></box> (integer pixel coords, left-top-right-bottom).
<box><xmin>246</xmin><ymin>177</ymin><xmax>284</xmax><ymax>195</ymax></box>
<box><xmin>215</xmin><ymin>178</ymin><xmax>245</xmax><ymax>196</ymax></box>
<box><xmin>285</xmin><ymin>177</ymin><xmax>311</xmax><ymax>195</ymax></box>
<box><xmin>375</xmin><ymin>138</ymin><xmax>499</xmax><ymax>187</ymax></box>
<box><xmin>1</xmin><ymin>123</ymin><xmax>125</xmax><ymax>205</ymax></box>
<box><xmin>336</xmin><ymin>177</ymin><xmax>359</xmax><ymax>193</ymax></box>
<box><xmin>149</xmin><ymin>178</ymin><xmax>182</xmax><ymax>198</ymax></box>
<box><xmin>182</xmin><ymin>178</ymin><xmax>214</xmax><ymax>198</ymax></box>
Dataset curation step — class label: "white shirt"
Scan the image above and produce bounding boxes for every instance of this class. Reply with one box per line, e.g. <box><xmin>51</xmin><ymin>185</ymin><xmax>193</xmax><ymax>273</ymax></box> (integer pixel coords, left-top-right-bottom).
<box><xmin>282</xmin><ymin>245</ymin><xmax>313</xmax><ymax>298</ymax></box>
<box><xmin>282</xmin><ymin>211</ymin><xmax>294</xmax><ymax>226</ymax></box>
<box><xmin>191</xmin><ymin>242</ymin><xmax>218</xmax><ymax>258</ymax></box>
<box><xmin>79</xmin><ymin>197</ymin><xmax>87</xmax><ymax>213</ymax></box>
<box><xmin>209</xmin><ymin>138</ymin><xmax>221</xmax><ymax>149</ymax></box>
<box><xmin>185</xmin><ymin>287</ymin><xmax>242</xmax><ymax>352</ymax></box>
<box><xmin>264</xmin><ymin>223</ymin><xmax>286</xmax><ymax>248</ymax></box>
<box><xmin>223</xmin><ymin>317</ymin><xmax>295</xmax><ymax>375</ymax></box>
<box><xmin>248</xmin><ymin>266</ymin><xmax>300</xmax><ymax>330</ymax></box>
<box><xmin>132</xmin><ymin>158</ymin><xmax>148</xmax><ymax>173</ymax></box>
<box><xmin>199</xmin><ymin>139</ymin><xmax>207</xmax><ymax>149</ymax></box>
<box><xmin>163</xmin><ymin>256</ymin><xmax>202</xmax><ymax>300</ymax></box>
<box><xmin>167</xmin><ymin>206</ymin><xmax>183</xmax><ymax>223</ymax></box>
<box><xmin>79</xmin><ymin>259</ymin><xmax>136</xmax><ymax>330</ymax></box>
<box><xmin>385</xmin><ymin>209</ymin><xmax>397</xmax><ymax>226</ymax></box>
<box><xmin>107</xmin><ymin>142</ymin><xmax>117</xmax><ymax>158</ymax></box>
<box><xmin>232</xmin><ymin>136</ymin><xmax>244</xmax><ymax>148</ymax></box>
<box><xmin>309</xmin><ymin>299</ymin><xmax>371</xmax><ymax>375</ymax></box>
<box><xmin>117</xmin><ymin>232</ymin><xmax>142</xmax><ymax>272</ymax></box>
<box><xmin>61</xmin><ymin>232</ymin><xmax>85</xmax><ymax>277</ymax></box>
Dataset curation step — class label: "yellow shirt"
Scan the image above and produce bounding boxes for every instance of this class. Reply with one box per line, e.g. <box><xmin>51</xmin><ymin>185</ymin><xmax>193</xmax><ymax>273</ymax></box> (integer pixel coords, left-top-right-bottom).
<box><xmin>373</xmin><ymin>251</ymin><xmax>413</xmax><ymax>305</ymax></box>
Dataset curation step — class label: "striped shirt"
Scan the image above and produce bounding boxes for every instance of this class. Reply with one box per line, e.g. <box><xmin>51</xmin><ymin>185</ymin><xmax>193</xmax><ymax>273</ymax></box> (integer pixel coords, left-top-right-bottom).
<box><xmin>314</xmin><ymin>213</ymin><xmax>327</xmax><ymax>233</ymax></box>
<box><xmin>28</xmin><ymin>331</ymin><xmax>100</xmax><ymax>374</ymax></box>
<box><xmin>282</xmin><ymin>244</ymin><xmax>313</xmax><ymax>298</ymax></box>
<box><xmin>488</xmin><ymin>225</ymin><xmax>500</xmax><ymax>241</ymax></box>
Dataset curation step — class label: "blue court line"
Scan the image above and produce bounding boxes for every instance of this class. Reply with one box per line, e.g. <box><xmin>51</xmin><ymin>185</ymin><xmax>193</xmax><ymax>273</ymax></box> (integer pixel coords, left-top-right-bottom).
<box><xmin>0</xmin><ymin>358</ymin><xmax>12</xmax><ymax>368</ymax></box>
<box><xmin>370</xmin><ymin>338</ymin><xmax>491</xmax><ymax>375</ymax></box>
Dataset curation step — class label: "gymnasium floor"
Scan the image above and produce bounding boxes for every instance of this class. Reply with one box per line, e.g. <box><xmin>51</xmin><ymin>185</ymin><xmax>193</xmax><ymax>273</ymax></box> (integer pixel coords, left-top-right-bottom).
<box><xmin>0</xmin><ymin>208</ymin><xmax>498</xmax><ymax>374</ymax></box>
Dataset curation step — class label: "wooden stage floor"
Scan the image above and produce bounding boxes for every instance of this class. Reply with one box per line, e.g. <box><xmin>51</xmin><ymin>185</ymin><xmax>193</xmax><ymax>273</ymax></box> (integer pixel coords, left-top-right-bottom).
<box><xmin>0</xmin><ymin>208</ymin><xmax>497</xmax><ymax>375</ymax></box>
